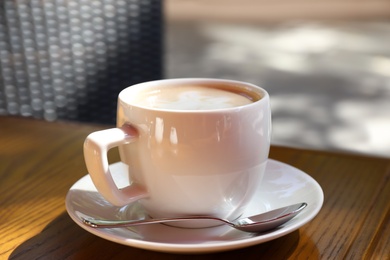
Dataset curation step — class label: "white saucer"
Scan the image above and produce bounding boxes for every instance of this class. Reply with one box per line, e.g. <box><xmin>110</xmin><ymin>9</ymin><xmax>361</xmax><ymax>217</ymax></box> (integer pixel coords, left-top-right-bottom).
<box><xmin>66</xmin><ymin>159</ymin><xmax>323</xmax><ymax>254</ymax></box>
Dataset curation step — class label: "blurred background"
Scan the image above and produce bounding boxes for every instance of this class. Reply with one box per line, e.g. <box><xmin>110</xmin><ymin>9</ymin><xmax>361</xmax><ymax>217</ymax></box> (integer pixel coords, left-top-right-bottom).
<box><xmin>165</xmin><ymin>0</ymin><xmax>390</xmax><ymax>157</ymax></box>
<box><xmin>1</xmin><ymin>0</ymin><xmax>389</xmax><ymax>158</ymax></box>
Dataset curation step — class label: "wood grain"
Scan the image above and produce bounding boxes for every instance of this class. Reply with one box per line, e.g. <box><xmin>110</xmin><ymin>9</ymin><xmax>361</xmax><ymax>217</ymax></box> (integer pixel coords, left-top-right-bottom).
<box><xmin>1</xmin><ymin>116</ymin><xmax>389</xmax><ymax>259</ymax></box>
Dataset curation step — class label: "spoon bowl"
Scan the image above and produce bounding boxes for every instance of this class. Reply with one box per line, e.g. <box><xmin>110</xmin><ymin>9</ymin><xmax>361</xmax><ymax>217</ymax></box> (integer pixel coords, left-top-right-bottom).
<box><xmin>82</xmin><ymin>202</ymin><xmax>307</xmax><ymax>233</ymax></box>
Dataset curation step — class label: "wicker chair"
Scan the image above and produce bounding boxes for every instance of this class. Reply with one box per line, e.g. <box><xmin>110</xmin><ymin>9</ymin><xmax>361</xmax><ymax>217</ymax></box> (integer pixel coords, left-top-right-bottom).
<box><xmin>0</xmin><ymin>0</ymin><xmax>163</xmax><ymax>124</ymax></box>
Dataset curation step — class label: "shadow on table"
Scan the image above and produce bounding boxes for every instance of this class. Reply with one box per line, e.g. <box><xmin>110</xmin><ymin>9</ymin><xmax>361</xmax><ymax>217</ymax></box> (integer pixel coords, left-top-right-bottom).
<box><xmin>9</xmin><ymin>211</ymin><xmax>317</xmax><ymax>259</ymax></box>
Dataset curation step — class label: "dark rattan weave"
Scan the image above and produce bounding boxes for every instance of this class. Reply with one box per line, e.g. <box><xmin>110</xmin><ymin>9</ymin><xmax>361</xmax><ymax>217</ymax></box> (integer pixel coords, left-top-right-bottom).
<box><xmin>0</xmin><ymin>0</ymin><xmax>163</xmax><ymax>124</ymax></box>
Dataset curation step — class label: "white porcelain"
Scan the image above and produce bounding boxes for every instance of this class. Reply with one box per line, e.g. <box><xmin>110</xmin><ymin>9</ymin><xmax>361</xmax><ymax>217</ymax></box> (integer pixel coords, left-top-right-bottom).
<box><xmin>66</xmin><ymin>159</ymin><xmax>324</xmax><ymax>254</ymax></box>
<box><xmin>83</xmin><ymin>78</ymin><xmax>271</xmax><ymax>225</ymax></box>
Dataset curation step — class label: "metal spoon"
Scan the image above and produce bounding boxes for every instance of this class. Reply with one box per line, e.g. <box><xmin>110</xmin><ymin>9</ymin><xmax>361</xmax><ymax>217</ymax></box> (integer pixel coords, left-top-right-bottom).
<box><xmin>82</xmin><ymin>202</ymin><xmax>307</xmax><ymax>233</ymax></box>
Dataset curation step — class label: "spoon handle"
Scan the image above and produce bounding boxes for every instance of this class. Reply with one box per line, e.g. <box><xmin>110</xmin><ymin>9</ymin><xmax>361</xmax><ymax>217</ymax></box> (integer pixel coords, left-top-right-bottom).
<box><xmin>82</xmin><ymin>216</ymin><xmax>229</xmax><ymax>228</ymax></box>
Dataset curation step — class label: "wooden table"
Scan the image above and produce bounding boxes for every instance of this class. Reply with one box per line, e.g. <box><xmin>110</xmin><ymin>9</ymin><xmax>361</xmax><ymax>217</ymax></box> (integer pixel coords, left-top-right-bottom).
<box><xmin>1</xmin><ymin>116</ymin><xmax>389</xmax><ymax>259</ymax></box>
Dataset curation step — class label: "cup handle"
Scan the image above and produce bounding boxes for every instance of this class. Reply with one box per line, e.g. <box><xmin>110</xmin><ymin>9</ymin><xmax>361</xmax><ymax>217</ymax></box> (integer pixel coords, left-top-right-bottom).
<box><xmin>83</xmin><ymin>124</ymin><xmax>148</xmax><ymax>206</ymax></box>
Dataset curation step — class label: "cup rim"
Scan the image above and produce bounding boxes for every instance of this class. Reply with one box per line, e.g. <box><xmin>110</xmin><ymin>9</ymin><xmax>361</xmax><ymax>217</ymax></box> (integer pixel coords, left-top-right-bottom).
<box><xmin>119</xmin><ymin>78</ymin><xmax>269</xmax><ymax>113</ymax></box>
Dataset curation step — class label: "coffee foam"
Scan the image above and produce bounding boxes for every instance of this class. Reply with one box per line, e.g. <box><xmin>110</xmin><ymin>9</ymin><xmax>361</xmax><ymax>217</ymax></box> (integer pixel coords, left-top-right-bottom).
<box><xmin>131</xmin><ymin>85</ymin><xmax>255</xmax><ymax>110</ymax></box>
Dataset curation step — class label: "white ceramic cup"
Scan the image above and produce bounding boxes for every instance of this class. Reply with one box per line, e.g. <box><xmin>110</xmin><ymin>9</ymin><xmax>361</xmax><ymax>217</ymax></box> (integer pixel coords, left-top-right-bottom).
<box><xmin>84</xmin><ymin>78</ymin><xmax>271</xmax><ymax>227</ymax></box>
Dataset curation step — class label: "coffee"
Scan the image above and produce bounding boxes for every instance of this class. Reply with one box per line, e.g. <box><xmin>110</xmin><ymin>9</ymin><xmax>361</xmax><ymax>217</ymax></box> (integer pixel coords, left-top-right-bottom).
<box><xmin>128</xmin><ymin>84</ymin><xmax>259</xmax><ymax>110</ymax></box>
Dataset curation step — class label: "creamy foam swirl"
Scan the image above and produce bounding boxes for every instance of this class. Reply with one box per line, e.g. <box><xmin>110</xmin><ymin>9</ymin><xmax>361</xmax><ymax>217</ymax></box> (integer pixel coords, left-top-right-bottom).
<box><xmin>132</xmin><ymin>85</ymin><xmax>254</xmax><ymax>110</ymax></box>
